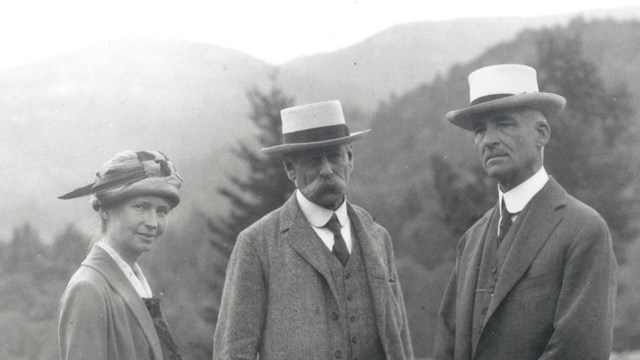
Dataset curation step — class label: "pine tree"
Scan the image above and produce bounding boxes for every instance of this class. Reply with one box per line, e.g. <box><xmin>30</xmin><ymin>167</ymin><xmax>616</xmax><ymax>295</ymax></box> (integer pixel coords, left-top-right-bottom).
<box><xmin>203</xmin><ymin>85</ymin><xmax>295</xmax><ymax>338</ymax></box>
<box><xmin>534</xmin><ymin>20</ymin><xmax>640</xmax><ymax>352</ymax></box>
<box><xmin>534</xmin><ymin>20</ymin><xmax>638</xmax><ymax>260</ymax></box>
<box><xmin>1</xmin><ymin>223</ymin><xmax>47</xmax><ymax>275</ymax></box>
<box><xmin>431</xmin><ymin>154</ymin><xmax>495</xmax><ymax>241</ymax></box>
<box><xmin>50</xmin><ymin>223</ymin><xmax>91</xmax><ymax>279</ymax></box>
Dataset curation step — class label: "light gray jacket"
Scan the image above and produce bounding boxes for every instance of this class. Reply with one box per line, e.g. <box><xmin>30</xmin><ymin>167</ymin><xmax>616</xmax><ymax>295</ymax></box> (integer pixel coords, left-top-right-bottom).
<box><xmin>212</xmin><ymin>194</ymin><xmax>413</xmax><ymax>359</ymax></box>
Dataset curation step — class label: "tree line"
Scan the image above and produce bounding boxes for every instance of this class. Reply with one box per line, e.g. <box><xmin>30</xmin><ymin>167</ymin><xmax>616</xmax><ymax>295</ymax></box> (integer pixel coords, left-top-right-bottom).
<box><xmin>0</xmin><ymin>18</ymin><xmax>638</xmax><ymax>360</ymax></box>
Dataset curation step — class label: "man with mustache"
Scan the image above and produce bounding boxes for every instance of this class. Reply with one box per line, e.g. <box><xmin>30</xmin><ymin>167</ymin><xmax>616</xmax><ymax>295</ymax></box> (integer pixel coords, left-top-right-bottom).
<box><xmin>433</xmin><ymin>64</ymin><xmax>617</xmax><ymax>360</ymax></box>
<box><xmin>213</xmin><ymin>100</ymin><xmax>413</xmax><ymax>360</ymax></box>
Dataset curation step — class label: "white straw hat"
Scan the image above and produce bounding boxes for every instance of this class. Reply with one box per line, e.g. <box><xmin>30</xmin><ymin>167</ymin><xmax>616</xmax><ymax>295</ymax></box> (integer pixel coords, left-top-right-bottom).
<box><xmin>262</xmin><ymin>100</ymin><xmax>370</xmax><ymax>155</ymax></box>
<box><xmin>446</xmin><ymin>64</ymin><xmax>566</xmax><ymax>131</ymax></box>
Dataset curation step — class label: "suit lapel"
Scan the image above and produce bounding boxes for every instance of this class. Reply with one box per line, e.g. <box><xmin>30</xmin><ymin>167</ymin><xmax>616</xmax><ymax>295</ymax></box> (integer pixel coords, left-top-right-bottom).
<box><xmin>280</xmin><ymin>195</ymin><xmax>339</xmax><ymax>299</ymax></box>
<box><xmin>82</xmin><ymin>245</ymin><xmax>163</xmax><ymax>360</ymax></box>
<box><xmin>349</xmin><ymin>205</ymin><xmax>387</xmax><ymax>281</ymax></box>
<box><xmin>485</xmin><ymin>179</ymin><xmax>567</xmax><ymax>321</ymax></box>
<box><xmin>459</xmin><ymin>208</ymin><xmax>495</xmax><ymax>358</ymax></box>
<box><xmin>348</xmin><ymin>204</ymin><xmax>392</xmax><ymax>354</ymax></box>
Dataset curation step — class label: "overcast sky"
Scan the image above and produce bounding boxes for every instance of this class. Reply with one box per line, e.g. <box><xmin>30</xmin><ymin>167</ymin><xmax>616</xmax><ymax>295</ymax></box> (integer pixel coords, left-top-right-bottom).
<box><xmin>0</xmin><ymin>0</ymin><xmax>636</xmax><ymax>69</ymax></box>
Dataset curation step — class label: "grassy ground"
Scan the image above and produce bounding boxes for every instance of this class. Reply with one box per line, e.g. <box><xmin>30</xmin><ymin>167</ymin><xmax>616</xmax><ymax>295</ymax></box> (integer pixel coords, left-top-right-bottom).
<box><xmin>417</xmin><ymin>353</ymin><xmax>640</xmax><ymax>360</ymax></box>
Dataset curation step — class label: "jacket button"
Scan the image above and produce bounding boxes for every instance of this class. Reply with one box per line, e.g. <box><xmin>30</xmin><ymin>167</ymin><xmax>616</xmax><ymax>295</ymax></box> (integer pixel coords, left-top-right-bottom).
<box><xmin>351</xmin><ymin>336</ymin><xmax>357</xmax><ymax>344</ymax></box>
<box><xmin>332</xmin><ymin>312</ymin><xmax>339</xmax><ymax>321</ymax></box>
<box><xmin>347</xmin><ymin>294</ymin><xmax>353</xmax><ymax>301</ymax></box>
<box><xmin>492</xmin><ymin>266</ymin><xmax>498</xmax><ymax>274</ymax></box>
<box><xmin>334</xmin><ymin>350</ymin><xmax>342</xmax><ymax>358</ymax></box>
<box><xmin>345</xmin><ymin>272</ymin><xmax>351</xmax><ymax>279</ymax></box>
<box><xmin>350</xmin><ymin>315</ymin><xmax>356</xmax><ymax>322</ymax></box>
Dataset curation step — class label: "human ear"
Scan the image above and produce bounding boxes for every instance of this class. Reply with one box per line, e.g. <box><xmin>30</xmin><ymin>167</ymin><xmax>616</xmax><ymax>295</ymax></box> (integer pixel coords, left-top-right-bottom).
<box><xmin>282</xmin><ymin>157</ymin><xmax>297</xmax><ymax>181</ymax></box>
<box><xmin>535</xmin><ymin>121</ymin><xmax>551</xmax><ymax>147</ymax></box>
<box><xmin>98</xmin><ymin>207</ymin><xmax>110</xmax><ymax>222</ymax></box>
<box><xmin>346</xmin><ymin>146</ymin><xmax>354</xmax><ymax>171</ymax></box>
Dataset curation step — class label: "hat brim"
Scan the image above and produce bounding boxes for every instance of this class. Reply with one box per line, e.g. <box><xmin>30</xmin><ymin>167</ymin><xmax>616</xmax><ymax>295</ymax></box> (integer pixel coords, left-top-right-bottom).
<box><xmin>262</xmin><ymin>129</ymin><xmax>371</xmax><ymax>156</ymax></box>
<box><xmin>446</xmin><ymin>92</ymin><xmax>566</xmax><ymax>131</ymax></box>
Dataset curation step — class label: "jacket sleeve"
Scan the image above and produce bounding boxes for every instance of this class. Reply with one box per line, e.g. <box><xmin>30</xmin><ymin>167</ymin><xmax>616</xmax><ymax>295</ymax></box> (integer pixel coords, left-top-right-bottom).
<box><xmin>432</xmin><ymin>262</ymin><xmax>457</xmax><ymax>360</ymax></box>
<box><xmin>386</xmin><ymin>234</ymin><xmax>415</xmax><ymax>360</ymax></box>
<box><xmin>539</xmin><ymin>215</ymin><xmax>617</xmax><ymax>360</ymax></box>
<box><xmin>212</xmin><ymin>231</ymin><xmax>267</xmax><ymax>360</ymax></box>
<box><xmin>58</xmin><ymin>279</ymin><xmax>109</xmax><ymax>360</ymax></box>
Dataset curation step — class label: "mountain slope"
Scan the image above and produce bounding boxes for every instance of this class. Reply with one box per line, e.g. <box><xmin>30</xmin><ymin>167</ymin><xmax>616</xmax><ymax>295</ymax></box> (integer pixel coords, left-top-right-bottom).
<box><xmin>352</xmin><ymin>18</ymin><xmax>640</xmax><ymax>222</ymax></box>
<box><xmin>347</xmin><ymin>18</ymin><xmax>640</xmax><ymax>357</ymax></box>
<box><xmin>0</xmin><ymin>39</ymin><xmax>274</xmax><ymax>240</ymax></box>
<box><xmin>277</xmin><ymin>7</ymin><xmax>640</xmax><ymax>111</ymax></box>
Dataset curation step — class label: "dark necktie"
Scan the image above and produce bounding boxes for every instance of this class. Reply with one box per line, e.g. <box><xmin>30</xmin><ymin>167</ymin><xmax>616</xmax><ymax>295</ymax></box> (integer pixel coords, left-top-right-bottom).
<box><xmin>142</xmin><ymin>298</ymin><xmax>182</xmax><ymax>360</ymax></box>
<box><xmin>497</xmin><ymin>200</ymin><xmax>514</xmax><ymax>247</ymax></box>
<box><xmin>325</xmin><ymin>213</ymin><xmax>349</xmax><ymax>266</ymax></box>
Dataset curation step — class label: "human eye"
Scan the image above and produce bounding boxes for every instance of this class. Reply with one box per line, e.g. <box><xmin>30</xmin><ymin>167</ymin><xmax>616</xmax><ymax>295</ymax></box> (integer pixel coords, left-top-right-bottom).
<box><xmin>303</xmin><ymin>155</ymin><xmax>320</xmax><ymax>166</ymax></box>
<box><xmin>472</xmin><ymin>124</ymin><xmax>485</xmax><ymax>136</ymax></box>
<box><xmin>327</xmin><ymin>152</ymin><xmax>342</xmax><ymax>162</ymax></box>
<box><xmin>496</xmin><ymin>117</ymin><xmax>515</xmax><ymax>127</ymax></box>
<box><xmin>157</xmin><ymin>208</ymin><xmax>170</xmax><ymax>217</ymax></box>
<box><xmin>132</xmin><ymin>203</ymin><xmax>147</xmax><ymax>212</ymax></box>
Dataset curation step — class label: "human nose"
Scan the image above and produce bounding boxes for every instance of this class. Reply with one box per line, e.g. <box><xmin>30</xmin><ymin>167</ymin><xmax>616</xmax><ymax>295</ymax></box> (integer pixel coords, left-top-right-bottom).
<box><xmin>478</xmin><ymin>126</ymin><xmax>500</xmax><ymax>148</ymax></box>
<box><xmin>142</xmin><ymin>211</ymin><xmax>159</xmax><ymax>228</ymax></box>
<box><xmin>318</xmin><ymin>156</ymin><xmax>333</xmax><ymax>175</ymax></box>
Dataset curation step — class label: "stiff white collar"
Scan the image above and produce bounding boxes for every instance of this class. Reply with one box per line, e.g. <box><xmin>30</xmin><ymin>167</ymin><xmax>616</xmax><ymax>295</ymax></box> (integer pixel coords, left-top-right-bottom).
<box><xmin>96</xmin><ymin>241</ymin><xmax>153</xmax><ymax>298</ymax></box>
<box><xmin>499</xmin><ymin>167</ymin><xmax>549</xmax><ymax>215</ymax></box>
<box><xmin>295</xmin><ymin>190</ymin><xmax>349</xmax><ymax>228</ymax></box>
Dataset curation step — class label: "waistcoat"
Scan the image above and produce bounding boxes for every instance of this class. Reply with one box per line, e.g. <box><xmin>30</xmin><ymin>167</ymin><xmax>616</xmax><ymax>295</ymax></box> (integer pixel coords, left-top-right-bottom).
<box><xmin>471</xmin><ymin>206</ymin><xmax>527</xmax><ymax>351</ymax></box>
<box><xmin>323</xmin><ymin>225</ymin><xmax>385</xmax><ymax>360</ymax></box>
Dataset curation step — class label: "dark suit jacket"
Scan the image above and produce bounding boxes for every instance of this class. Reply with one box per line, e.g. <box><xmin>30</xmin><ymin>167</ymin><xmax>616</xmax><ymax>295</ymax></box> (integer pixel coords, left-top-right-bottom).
<box><xmin>59</xmin><ymin>245</ymin><xmax>163</xmax><ymax>360</ymax></box>
<box><xmin>212</xmin><ymin>194</ymin><xmax>414</xmax><ymax>360</ymax></box>
<box><xmin>433</xmin><ymin>178</ymin><xmax>617</xmax><ymax>360</ymax></box>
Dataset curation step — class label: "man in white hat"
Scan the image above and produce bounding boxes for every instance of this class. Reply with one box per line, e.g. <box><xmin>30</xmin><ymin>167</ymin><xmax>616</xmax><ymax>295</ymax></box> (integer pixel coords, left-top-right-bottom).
<box><xmin>213</xmin><ymin>100</ymin><xmax>414</xmax><ymax>360</ymax></box>
<box><xmin>433</xmin><ymin>64</ymin><xmax>617</xmax><ymax>360</ymax></box>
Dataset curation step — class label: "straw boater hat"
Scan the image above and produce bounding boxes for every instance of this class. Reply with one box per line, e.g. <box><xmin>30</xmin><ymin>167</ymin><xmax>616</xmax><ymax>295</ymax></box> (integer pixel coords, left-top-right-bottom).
<box><xmin>58</xmin><ymin>150</ymin><xmax>183</xmax><ymax>210</ymax></box>
<box><xmin>446</xmin><ymin>64</ymin><xmax>566</xmax><ymax>131</ymax></box>
<box><xmin>262</xmin><ymin>100</ymin><xmax>371</xmax><ymax>156</ymax></box>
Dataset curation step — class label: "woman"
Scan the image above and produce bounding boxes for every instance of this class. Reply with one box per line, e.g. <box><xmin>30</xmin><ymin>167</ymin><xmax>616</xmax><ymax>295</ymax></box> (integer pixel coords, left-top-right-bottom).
<box><xmin>58</xmin><ymin>150</ymin><xmax>183</xmax><ymax>360</ymax></box>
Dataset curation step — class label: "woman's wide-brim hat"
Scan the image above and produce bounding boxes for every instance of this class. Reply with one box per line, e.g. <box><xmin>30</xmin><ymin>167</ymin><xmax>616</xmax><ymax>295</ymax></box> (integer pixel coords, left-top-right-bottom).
<box><xmin>58</xmin><ymin>150</ymin><xmax>183</xmax><ymax>210</ymax></box>
<box><xmin>446</xmin><ymin>64</ymin><xmax>566</xmax><ymax>131</ymax></box>
<box><xmin>262</xmin><ymin>100</ymin><xmax>371</xmax><ymax>156</ymax></box>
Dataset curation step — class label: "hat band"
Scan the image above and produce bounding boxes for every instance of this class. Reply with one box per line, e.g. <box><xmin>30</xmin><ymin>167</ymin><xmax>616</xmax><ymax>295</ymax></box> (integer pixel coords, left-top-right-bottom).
<box><xmin>470</xmin><ymin>93</ymin><xmax>513</xmax><ymax>106</ymax></box>
<box><xmin>58</xmin><ymin>151</ymin><xmax>181</xmax><ymax>200</ymax></box>
<box><xmin>283</xmin><ymin>124</ymin><xmax>350</xmax><ymax>144</ymax></box>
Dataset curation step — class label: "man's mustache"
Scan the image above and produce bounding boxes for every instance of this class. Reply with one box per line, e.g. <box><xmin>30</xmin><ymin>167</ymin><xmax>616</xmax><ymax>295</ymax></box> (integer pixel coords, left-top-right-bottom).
<box><xmin>483</xmin><ymin>148</ymin><xmax>509</xmax><ymax>162</ymax></box>
<box><xmin>315</xmin><ymin>175</ymin><xmax>344</xmax><ymax>189</ymax></box>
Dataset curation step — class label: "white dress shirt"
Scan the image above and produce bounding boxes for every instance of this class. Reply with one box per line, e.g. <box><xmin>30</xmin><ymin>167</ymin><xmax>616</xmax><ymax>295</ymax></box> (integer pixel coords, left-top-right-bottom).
<box><xmin>497</xmin><ymin>167</ymin><xmax>550</xmax><ymax>234</ymax></box>
<box><xmin>96</xmin><ymin>241</ymin><xmax>153</xmax><ymax>298</ymax></box>
<box><xmin>296</xmin><ymin>190</ymin><xmax>352</xmax><ymax>254</ymax></box>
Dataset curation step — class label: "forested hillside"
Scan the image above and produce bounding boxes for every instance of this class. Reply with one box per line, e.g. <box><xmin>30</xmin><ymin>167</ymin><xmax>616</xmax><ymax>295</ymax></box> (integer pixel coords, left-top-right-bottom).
<box><xmin>351</xmin><ymin>18</ymin><xmax>640</xmax><ymax>355</ymax></box>
<box><xmin>1</xmin><ymin>17</ymin><xmax>639</xmax><ymax>360</ymax></box>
